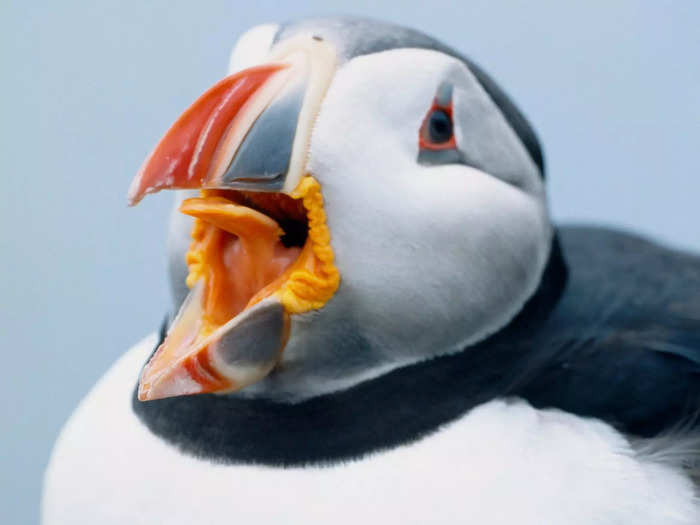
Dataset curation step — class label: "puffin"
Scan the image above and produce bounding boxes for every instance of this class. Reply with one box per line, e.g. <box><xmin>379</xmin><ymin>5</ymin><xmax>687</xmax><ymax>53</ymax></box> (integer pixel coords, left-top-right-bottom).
<box><xmin>43</xmin><ymin>17</ymin><xmax>700</xmax><ymax>524</ymax></box>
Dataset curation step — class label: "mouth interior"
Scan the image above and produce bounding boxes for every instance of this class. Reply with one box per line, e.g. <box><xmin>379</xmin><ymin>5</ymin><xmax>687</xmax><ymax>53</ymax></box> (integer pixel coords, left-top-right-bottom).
<box><xmin>181</xmin><ymin>189</ymin><xmax>310</xmax><ymax>337</ymax></box>
<box><xmin>138</xmin><ymin>176</ymin><xmax>339</xmax><ymax>399</ymax></box>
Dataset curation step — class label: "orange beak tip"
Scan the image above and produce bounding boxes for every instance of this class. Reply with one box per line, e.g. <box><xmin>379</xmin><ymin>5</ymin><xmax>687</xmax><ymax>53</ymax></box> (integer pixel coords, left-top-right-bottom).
<box><xmin>137</xmin><ymin>364</ymin><xmax>206</xmax><ymax>402</ymax></box>
<box><xmin>127</xmin><ymin>169</ymin><xmax>147</xmax><ymax>206</ymax></box>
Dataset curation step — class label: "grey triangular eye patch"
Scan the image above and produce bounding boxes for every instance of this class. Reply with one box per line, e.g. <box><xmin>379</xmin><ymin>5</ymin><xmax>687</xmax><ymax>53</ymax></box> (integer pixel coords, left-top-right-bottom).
<box><xmin>417</xmin><ymin>73</ymin><xmax>539</xmax><ymax>191</ymax></box>
<box><xmin>452</xmin><ymin>77</ymin><xmax>539</xmax><ymax>188</ymax></box>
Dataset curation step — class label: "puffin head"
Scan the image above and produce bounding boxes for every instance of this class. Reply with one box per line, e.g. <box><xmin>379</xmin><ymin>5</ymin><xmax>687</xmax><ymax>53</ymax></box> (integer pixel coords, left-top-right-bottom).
<box><xmin>129</xmin><ymin>17</ymin><xmax>552</xmax><ymax>402</ymax></box>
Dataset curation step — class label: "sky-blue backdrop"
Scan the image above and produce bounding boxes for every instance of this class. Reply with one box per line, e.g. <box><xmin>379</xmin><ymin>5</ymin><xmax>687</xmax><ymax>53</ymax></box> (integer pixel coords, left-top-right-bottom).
<box><xmin>2</xmin><ymin>1</ymin><xmax>699</xmax><ymax>522</ymax></box>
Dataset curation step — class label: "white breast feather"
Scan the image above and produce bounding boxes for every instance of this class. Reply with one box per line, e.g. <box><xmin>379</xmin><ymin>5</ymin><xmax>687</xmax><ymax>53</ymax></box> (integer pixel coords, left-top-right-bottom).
<box><xmin>42</xmin><ymin>336</ymin><xmax>699</xmax><ymax>525</ymax></box>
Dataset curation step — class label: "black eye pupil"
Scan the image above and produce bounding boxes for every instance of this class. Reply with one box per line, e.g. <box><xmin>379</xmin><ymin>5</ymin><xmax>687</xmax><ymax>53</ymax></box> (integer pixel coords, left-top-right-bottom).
<box><xmin>428</xmin><ymin>109</ymin><xmax>452</xmax><ymax>143</ymax></box>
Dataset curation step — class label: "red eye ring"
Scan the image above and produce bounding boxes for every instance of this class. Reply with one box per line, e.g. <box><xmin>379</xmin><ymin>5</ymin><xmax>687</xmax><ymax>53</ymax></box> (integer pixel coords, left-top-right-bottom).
<box><xmin>419</xmin><ymin>98</ymin><xmax>457</xmax><ymax>151</ymax></box>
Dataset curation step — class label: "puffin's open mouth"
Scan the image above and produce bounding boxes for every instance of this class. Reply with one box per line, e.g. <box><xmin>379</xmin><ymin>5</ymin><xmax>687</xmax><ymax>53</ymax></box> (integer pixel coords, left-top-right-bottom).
<box><xmin>137</xmin><ymin>177</ymin><xmax>339</xmax><ymax>401</ymax></box>
<box><xmin>182</xmin><ymin>188</ymin><xmax>309</xmax><ymax>334</ymax></box>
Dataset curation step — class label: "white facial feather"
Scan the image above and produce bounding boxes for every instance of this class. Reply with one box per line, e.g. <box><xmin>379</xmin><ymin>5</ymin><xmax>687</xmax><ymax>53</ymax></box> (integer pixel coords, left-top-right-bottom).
<box><xmin>256</xmin><ymin>49</ymin><xmax>551</xmax><ymax>400</ymax></box>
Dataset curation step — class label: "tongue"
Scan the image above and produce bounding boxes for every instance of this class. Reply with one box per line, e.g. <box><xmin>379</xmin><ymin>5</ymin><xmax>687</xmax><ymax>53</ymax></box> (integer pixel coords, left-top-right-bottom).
<box><xmin>180</xmin><ymin>196</ymin><xmax>301</xmax><ymax>331</ymax></box>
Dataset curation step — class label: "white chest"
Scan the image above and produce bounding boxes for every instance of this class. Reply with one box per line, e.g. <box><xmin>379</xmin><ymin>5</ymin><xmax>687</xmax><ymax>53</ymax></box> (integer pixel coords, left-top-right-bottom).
<box><xmin>43</xmin><ymin>335</ymin><xmax>698</xmax><ymax>525</ymax></box>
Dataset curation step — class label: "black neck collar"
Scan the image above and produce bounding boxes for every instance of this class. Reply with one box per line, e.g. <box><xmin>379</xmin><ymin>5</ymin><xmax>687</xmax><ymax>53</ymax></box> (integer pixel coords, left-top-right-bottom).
<box><xmin>132</xmin><ymin>235</ymin><xmax>568</xmax><ymax>465</ymax></box>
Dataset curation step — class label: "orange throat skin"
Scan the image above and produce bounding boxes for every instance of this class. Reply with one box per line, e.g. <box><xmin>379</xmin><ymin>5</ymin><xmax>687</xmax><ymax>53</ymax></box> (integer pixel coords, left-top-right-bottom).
<box><xmin>137</xmin><ymin>175</ymin><xmax>339</xmax><ymax>401</ymax></box>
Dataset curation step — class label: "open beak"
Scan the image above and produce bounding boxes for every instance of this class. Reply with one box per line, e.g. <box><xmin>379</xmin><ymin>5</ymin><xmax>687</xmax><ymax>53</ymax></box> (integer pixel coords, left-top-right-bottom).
<box><xmin>129</xmin><ymin>36</ymin><xmax>340</xmax><ymax>401</ymax></box>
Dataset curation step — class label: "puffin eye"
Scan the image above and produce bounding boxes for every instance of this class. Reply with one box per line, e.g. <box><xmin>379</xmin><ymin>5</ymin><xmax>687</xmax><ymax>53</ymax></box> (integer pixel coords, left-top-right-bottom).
<box><xmin>420</xmin><ymin>107</ymin><xmax>455</xmax><ymax>150</ymax></box>
<box><xmin>418</xmin><ymin>82</ymin><xmax>462</xmax><ymax>165</ymax></box>
<box><xmin>428</xmin><ymin>109</ymin><xmax>453</xmax><ymax>144</ymax></box>
<box><xmin>418</xmin><ymin>100</ymin><xmax>457</xmax><ymax>154</ymax></box>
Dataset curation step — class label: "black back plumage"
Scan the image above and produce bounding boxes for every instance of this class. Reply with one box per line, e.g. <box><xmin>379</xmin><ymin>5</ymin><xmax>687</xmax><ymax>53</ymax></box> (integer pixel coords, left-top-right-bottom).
<box><xmin>513</xmin><ymin>227</ymin><xmax>700</xmax><ymax>436</ymax></box>
<box><xmin>134</xmin><ymin>226</ymin><xmax>700</xmax><ymax>465</ymax></box>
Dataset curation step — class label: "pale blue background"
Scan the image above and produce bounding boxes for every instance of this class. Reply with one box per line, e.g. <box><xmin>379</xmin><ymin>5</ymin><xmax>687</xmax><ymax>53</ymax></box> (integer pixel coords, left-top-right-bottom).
<box><xmin>2</xmin><ymin>1</ymin><xmax>699</xmax><ymax>522</ymax></box>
